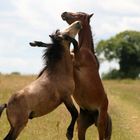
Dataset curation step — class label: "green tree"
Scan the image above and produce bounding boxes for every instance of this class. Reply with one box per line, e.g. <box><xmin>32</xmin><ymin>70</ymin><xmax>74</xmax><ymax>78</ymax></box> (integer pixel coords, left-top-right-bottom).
<box><xmin>96</xmin><ymin>30</ymin><xmax>140</xmax><ymax>79</ymax></box>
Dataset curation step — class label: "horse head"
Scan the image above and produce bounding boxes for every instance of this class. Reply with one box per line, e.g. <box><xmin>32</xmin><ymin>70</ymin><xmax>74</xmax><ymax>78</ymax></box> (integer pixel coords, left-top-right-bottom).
<box><xmin>61</xmin><ymin>12</ymin><xmax>94</xmax><ymax>26</ymax></box>
<box><xmin>50</xmin><ymin>21</ymin><xmax>82</xmax><ymax>48</ymax></box>
<box><xmin>30</xmin><ymin>21</ymin><xmax>82</xmax><ymax>49</ymax></box>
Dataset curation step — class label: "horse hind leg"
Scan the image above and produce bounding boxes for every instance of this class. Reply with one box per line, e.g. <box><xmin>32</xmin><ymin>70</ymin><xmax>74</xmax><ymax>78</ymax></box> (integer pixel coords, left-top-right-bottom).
<box><xmin>63</xmin><ymin>96</ymin><xmax>78</xmax><ymax>140</ymax></box>
<box><xmin>4</xmin><ymin>105</ymin><xmax>28</xmax><ymax>140</ymax></box>
<box><xmin>77</xmin><ymin>108</ymin><xmax>97</xmax><ymax>140</ymax></box>
<box><xmin>4</xmin><ymin>121</ymin><xmax>27</xmax><ymax>140</ymax></box>
<box><xmin>4</xmin><ymin>127</ymin><xmax>14</xmax><ymax>140</ymax></box>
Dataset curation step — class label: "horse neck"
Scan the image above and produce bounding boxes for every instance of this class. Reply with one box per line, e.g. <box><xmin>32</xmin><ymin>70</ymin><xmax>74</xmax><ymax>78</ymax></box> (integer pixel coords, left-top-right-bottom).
<box><xmin>78</xmin><ymin>24</ymin><xmax>94</xmax><ymax>53</ymax></box>
<box><xmin>50</xmin><ymin>49</ymin><xmax>73</xmax><ymax>76</ymax></box>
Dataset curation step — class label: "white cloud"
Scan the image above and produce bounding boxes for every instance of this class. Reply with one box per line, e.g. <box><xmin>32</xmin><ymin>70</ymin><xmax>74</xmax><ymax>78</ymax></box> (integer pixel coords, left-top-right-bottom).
<box><xmin>0</xmin><ymin>0</ymin><xmax>140</xmax><ymax>74</ymax></box>
<box><xmin>0</xmin><ymin>57</ymin><xmax>42</xmax><ymax>74</ymax></box>
<box><xmin>96</xmin><ymin>0</ymin><xmax>140</xmax><ymax>16</ymax></box>
<box><xmin>94</xmin><ymin>15</ymin><xmax>140</xmax><ymax>41</ymax></box>
<box><xmin>99</xmin><ymin>60</ymin><xmax>119</xmax><ymax>76</ymax></box>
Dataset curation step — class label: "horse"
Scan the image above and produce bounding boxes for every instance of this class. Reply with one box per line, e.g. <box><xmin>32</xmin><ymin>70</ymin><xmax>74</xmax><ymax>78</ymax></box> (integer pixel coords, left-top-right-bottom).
<box><xmin>61</xmin><ymin>12</ymin><xmax>112</xmax><ymax>140</ymax></box>
<box><xmin>0</xmin><ymin>21</ymin><xmax>82</xmax><ymax>140</ymax></box>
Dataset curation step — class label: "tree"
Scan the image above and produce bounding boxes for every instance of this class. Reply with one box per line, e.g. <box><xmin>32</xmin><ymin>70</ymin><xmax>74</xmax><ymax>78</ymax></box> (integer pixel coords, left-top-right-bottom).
<box><xmin>96</xmin><ymin>30</ymin><xmax>140</xmax><ymax>79</ymax></box>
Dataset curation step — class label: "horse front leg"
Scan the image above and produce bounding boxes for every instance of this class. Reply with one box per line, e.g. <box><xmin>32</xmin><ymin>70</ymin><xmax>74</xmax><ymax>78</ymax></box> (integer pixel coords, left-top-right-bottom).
<box><xmin>63</xmin><ymin>96</ymin><xmax>78</xmax><ymax>140</ymax></box>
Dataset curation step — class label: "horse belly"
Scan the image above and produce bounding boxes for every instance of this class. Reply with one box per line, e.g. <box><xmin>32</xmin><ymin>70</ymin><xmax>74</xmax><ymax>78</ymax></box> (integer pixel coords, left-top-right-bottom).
<box><xmin>36</xmin><ymin>101</ymin><xmax>61</xmax><ymax>117</ymax></box>
<box><xmin>73</xmin><ymin>88</ymin><xmax>100</xmax><ymax>111</ymax></box>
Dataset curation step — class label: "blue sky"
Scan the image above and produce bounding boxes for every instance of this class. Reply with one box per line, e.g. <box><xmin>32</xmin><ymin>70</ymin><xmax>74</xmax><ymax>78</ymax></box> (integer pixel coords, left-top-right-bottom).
<box><xmin>0</xmin><ymin>0</ymin><xmax>140</xmax><ymax>74</ymax></box>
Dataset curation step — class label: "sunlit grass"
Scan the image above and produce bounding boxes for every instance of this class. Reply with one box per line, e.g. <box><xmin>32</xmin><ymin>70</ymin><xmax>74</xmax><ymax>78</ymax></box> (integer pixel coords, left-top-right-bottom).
<box><xmin>0</xmin><ymin>75</ymin><xmax>140</xmax><ymax>139</ymax></box>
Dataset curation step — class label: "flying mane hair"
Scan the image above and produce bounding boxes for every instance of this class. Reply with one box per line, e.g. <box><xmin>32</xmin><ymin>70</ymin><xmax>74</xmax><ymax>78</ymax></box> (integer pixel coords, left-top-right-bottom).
<box><xmin>37</xmin><ymin>31</ymin><xmax>65</xmax><ymax>77</ymax></box>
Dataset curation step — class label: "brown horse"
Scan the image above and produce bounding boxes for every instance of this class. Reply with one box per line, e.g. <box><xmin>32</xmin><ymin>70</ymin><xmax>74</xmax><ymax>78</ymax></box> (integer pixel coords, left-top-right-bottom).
<box><xmin>61</xmin><ymin>12</ymin><xmax>112</xmax><ymax>140</ymax></box>
<box><xmin>0</xmin><ymin>21</ymin><xmax>81</xmax><ymax>140</ymax></box>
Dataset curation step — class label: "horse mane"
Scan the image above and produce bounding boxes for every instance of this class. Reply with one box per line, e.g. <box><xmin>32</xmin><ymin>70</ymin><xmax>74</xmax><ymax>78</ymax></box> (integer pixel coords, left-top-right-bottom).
<box><xmin>77</xmin><ymin>12</ymin><xmax>87</xmax><ymax>15</ymax></box>
<box><xmin>37</xmin><ymin>35</ymin><xmax>64</xmax><ymax>78</ymax></box>
<box><xmin>89</xmin><ymin>26</ymin><xmax>95</xmax><ymax>53</ymax></box>
<box><xmin>89</xmin><ymin>26</ymin><xmax>100</xmax><ymax>69</ymax></box>
<box><xmin>43</xmin><ymin>39</ymin><xmax>64</xmax><ymax>69</ymax></box>
<box><xmin>89</xmin><ymin>25</ymin><xmax>100</xmax><ymax>68</ymax></box>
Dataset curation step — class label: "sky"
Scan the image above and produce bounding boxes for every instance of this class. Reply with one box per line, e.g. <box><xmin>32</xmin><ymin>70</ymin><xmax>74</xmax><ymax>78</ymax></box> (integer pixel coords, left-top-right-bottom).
<box><xmin>0</xmin><ymin>0</ymin><xmax>140</xmax><ymax>75</ymax></box>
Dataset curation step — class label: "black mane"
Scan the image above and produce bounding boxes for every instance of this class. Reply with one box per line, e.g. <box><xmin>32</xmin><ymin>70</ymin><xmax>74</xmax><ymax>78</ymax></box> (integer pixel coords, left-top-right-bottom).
<box><xmin>90</xmin><ymin>26</ymin><xmax>95</xmax><ymax>53</ymax></box>
<box><xmin>43</xmin><ymin>38</ymin><xmax>64</xmax><ymax>68</ymax></box>
<box><xmin>37</xmin><ymin>36</ymin><xmax>64</xmax><ymax>78</ymax></box>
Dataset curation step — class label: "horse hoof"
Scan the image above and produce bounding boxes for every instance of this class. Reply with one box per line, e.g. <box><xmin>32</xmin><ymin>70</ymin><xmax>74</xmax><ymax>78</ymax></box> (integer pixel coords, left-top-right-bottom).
<box><xmin>66</xmin><ymin>131</ymin><xmax>73</xmax><ymax>140</ymax></box>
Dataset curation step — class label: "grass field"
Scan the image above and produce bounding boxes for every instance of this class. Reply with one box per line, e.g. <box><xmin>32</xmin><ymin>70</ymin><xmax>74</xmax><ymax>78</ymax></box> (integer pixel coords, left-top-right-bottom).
<box><xmin>0</xmin><ymin>75</ymin><xmax>140</xmax><ymax>140</ymax></box>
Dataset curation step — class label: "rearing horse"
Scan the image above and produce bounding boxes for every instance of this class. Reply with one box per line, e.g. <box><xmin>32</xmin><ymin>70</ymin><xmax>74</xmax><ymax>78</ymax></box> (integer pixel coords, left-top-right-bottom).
<box><xmin>61</xmin><ymin>12</ymin><xmax>112</xmax><ymax>140</ymax></box>
<box><xmin>0</xmin><ymin>21</ymin><xmax>81</xmax><ymax>140</ymax></box>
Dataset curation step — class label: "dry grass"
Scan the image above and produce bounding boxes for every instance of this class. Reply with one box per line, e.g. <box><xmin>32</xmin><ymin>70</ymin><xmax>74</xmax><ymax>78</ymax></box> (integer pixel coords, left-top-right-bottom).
<box><xmin>0</xmin><ymin>75</ymin><xmax>140</xmax><ymax>140</ymax></box>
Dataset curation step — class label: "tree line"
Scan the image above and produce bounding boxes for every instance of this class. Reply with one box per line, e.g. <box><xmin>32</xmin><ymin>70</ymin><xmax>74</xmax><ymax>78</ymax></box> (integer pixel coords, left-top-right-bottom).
<box><xmin>96</xmin><ymin>30</ymin><xmax>140</xmax><ymax>79</ymax></box>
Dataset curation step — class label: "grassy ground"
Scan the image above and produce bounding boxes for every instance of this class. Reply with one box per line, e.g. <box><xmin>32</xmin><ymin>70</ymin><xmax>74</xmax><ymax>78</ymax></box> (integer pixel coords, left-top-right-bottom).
<box><xmin>0</xmin><ymin>75</ymin><xmax>140</xmax><ymax>140</ymax></box>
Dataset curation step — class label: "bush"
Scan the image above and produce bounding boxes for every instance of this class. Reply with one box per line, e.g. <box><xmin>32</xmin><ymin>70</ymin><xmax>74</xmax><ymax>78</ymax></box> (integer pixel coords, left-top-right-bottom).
<box><xmin>102</xmin><ymin>68</ymin><xmax>140</xmax><ymax>79</ymax></box>
<box><xmin>102</xmin><ymin>69</ymin><xmax>123</xmax><ymax>79</ymax></box>
<box><xmin>11</xmin><ymin>72</ymin><xmax>21</xmax><ymax>75</ymax></box>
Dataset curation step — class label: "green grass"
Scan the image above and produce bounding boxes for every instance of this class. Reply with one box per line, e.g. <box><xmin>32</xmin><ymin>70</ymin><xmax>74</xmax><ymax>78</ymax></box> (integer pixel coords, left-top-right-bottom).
<box><xmin>0</xmin><ymin>75</ymin><xmax>140</xmax><ymax>140</ymax></box>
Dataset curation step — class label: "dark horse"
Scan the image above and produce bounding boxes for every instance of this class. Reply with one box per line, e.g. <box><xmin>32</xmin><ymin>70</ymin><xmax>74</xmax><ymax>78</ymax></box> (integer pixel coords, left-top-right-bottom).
<box><xmin>0</xmin><ymin>21</ymin><xmax>82</xmax><ymax>140</ymax></box>
<box><xmin>61</xmin><ymin>12</ymin><xmax>112</xmax><ymax>140</ymax></box>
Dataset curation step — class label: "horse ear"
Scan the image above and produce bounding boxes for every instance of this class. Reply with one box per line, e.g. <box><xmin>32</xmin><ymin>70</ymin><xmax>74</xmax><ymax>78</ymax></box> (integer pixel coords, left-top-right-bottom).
<box><xmin>49</xmin><ymin>35</ymin><xmax>53</xmax><ymax>39</ymax></box>
<box><xmin>49</xmin><ymin>34</ymin><xmax>56</xmax><ymax>40</ymax></box>
<box><xmin>87</xmin><ymin>13</ymin><xmax>94</xmax><ymax>22</ymax></box>
<box><xmin>89</xmin><ymin>13</ymin><xmax>94</xmax><ymax>19</ymax></box>
<box><xmin>49</xmin><ymin>34</ymin><xmax>63</xmax><ymax>41</ymax></box>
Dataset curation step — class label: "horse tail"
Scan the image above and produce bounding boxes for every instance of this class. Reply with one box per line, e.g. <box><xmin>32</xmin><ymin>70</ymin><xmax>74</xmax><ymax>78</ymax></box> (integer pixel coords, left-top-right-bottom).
<box><xmin>105</xmin><ymin>113</ymin><xmax>112</xmax><ymax>140</ymax></box>
<box><xmin>0</xmin><ymin>104</ymin><xmax>7</xmax><ymax>118</ymax></box>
